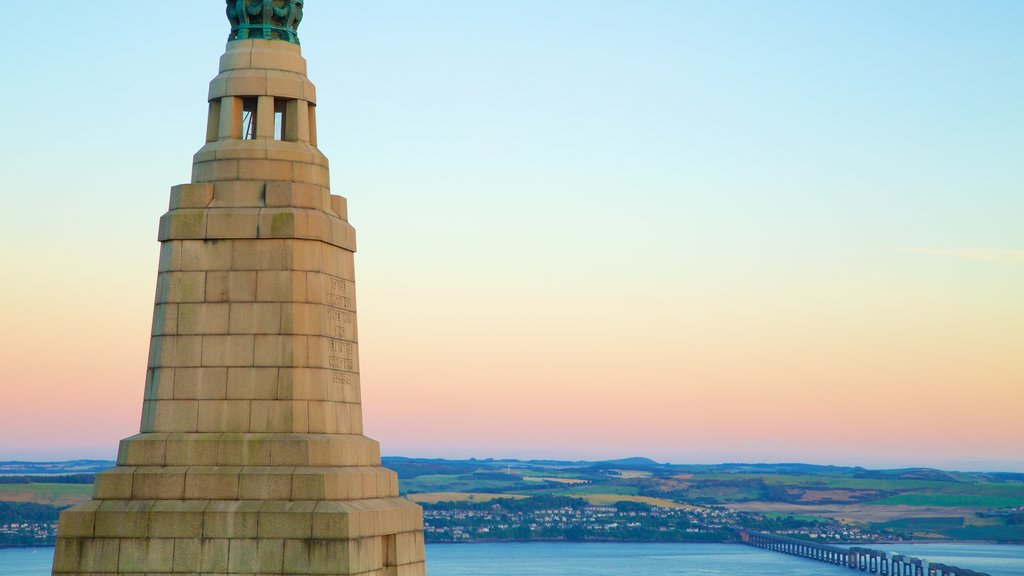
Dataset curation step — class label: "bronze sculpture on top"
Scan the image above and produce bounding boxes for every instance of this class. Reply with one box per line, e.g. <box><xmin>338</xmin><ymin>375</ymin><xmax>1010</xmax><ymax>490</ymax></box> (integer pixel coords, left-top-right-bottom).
<box><xmin>51</xmin><ymin>2</ymin><xmax>426</xmax><ymax>575</ymax></box>
<box><xmin>228</xmin><ymin>0</ymin><xmax>304</xmax><ymax>44</ymax></box>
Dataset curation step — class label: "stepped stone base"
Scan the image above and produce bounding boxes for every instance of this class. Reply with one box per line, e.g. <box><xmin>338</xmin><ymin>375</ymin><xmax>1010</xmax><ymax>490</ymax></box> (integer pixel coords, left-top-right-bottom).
<box><xmin>54</xmin><ymin>496</ymin><xmax>424</xmax><ymax>575</ymax></box>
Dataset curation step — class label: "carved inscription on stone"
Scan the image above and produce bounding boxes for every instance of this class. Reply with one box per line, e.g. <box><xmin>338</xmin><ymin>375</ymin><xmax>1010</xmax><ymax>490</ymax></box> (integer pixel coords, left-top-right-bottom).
<box><xmin>327</xmin><ymin>277</ymin><xmax>355</xmax><ymax>311</ymax></box>
<box><xmin>329</xmin><ymin>340</ymin><xmax>356</xmax><ymax>372</ymax></box>
<box><xmin>327</xmin><ymin>308</ymin><xmax>355</xmax><ymax>340</ymax></box>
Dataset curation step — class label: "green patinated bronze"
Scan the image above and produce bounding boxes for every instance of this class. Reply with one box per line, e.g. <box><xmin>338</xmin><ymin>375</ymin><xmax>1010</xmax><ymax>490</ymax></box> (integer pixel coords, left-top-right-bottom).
<box><xmin>227</xmin><ymin>0</ymin><xmax>304</xmax><ymax>44</ymax></box>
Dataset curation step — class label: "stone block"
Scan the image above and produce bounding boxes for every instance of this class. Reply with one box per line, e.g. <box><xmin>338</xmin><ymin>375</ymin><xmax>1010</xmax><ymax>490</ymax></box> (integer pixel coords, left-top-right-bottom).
<box><xmin>328</xmin><ymin>217</ymin><xmax>357</xmax><ymax>251</ymax></box>
<box><xmin>173</xmin><ymin>367</ymin><xmax>228</xmax><ymax>400</ymax></box>
<box><xmin>202</xmin><ymin>334</ymin><xmax>255</xmax><ymax>367</ymax></box>
<box><xmin>234</xmin><ymin>238</ymin><xmax>290</xmax><ymax>271</ymax></box>
<box><xmin>330</xmin><ymin>195</ymin><xmax>348</xmax><ymax>220</ymax></box>
<box><xmin>251</xmin><ymin>400</ymin><xmax>308</xmax><ymax>433</ymax></box>
<box><xmin>158</xmin><ymin>240</ymin><xmax>182</xmax><ymax>272</ymax></box>
<box><xmin>291</xmin><ymin>239</ymin><xmax>324</xmax><ymax>271</ymax></box>
<box><xmin>311</xmin><ymin>501</ymin><xmax>355</xmax><ymax>539</ymax></box>
<box><xmin>177</xmin><ymin>303</ymin><xmax>230</xmax><ymax>335</ymax></box>
<box><xmin>194</xmin><ymin>144</ymin><xmax>218</xmax><ymax>163</ymax></box>
<box><xmin>304</xmin><ymin>437</ymin><xmax>341</xmax><ymax>468</ymax></box>
<box><xmin>313</xmin><ymin>539</ymin><xmax>352</xmax><ymax>574</ymax></box>
<box><xmin>259</xmin><ymin>207</ymin><xmax>297</xmax><ymax>238</ymax></box>
<box><xmin>256</xmin><ymin>537</ymin><xmax>286</xmax><ymax>573</ymax></box>
<box><xmin>217</xmin><ymin>433</ymin><xmax>272</xmax><ymax>466</ymax></box>
<box><xmin>229</xmin><ymin>302</ymin><xmax>282</xmax><ymax>335</ymax></box>
<box><xmin>131</xmin><ymin>466</ymin><xmax>188</xmax><ymax>500</ymax></box>
<box><xmin>140</xmin><ymin>400</ymin><xmax>156</xmax><ymax>433</ymax></box>
<box><xmin>220</xmin><ymin>69</ymin><xmax>270</xmax><ymax>98</ymax></box>
<box><xmin>249</xmin><ymin>46</ymin><xmax>307</xmax><ymax>74</ymax></box>
<box><xmin>398</xmin><ymin>562</ymin><xmax>428</xmax><ymax>576</ymax></box>
<box><xmin>227</xmin><ymin>367</ymin><xmax>280</xmax><ymax>399</ymax></box>
<box><xmin>144</xmin><ymin>367</ymin><xmax>175</xmax><ymax>401</ymax></box>
<box><xmin>336</xmin><ymin>402</ymin><xmax>364</xmax><ymax>435</ymax></box>
<box><xmin>307</xmin><ymin>401</ymin><xmax>338</xmax><ymax>434</ymax></box>
<box><xmin>215</xmin><ymin>139</ymin><xmax>269</xmax><ymax>160</ymax></box>
<box><xmin>239</xmin><ymin>158</ymin><xmax>293</xmax><ymax>181</ymax></box>
<box><xmin>258</xmin><ymin>501</ymin><xmax>315</xmax><ymax>539</ymax></box>
<box><xmin>150</xmin><ymin>400</ymin><xmax>199</xmax><ymax>433</ymax></box>
<box><xmin>158</xmin><ymin>209</ymin><xmax>208</xmax><ymax>241</ymax></box>
<box><xmin>95</xmin><ymin>500</ymin><xmax>153</xmax><ymax>538</ymax></box>
<box><xmin>197</xmin><ymin>399</ymin><xmax>252</xmax><ymax>432</ymax></box>
<box><xmin>321</xmin><ymin>468</ymin><xmax>365</xmax><ymax>500</ymax></box>
<box><xmin>56</xmin><ymin>501</ymin><xmax>101</xmax><ymax>538</ymax></box>
<box><xmin>282</xmin><ymin>538</ymin><xmax>311</xmax><ymax>573</ymax></box>
<box><xmin>117</xmin><ymin>433</ymin><xmax>168</xmax><ymax>466</ymax></box>
<box><xmin>207</xmin><ymin>207</ymin><xmax>261</xmax><ymax>239</ymax></box>
<box><xmin>257</xmin><ymin>271</ymin><xmax>307</xmax><ymax>302</ymax></box>
<box><xmin>92</xmin><ymin>467</ymin><xmax>135</xmax><ymax>500</ymax></box>
<box><xmin>164</xmin><ymin>433</ymin><xmax>222</xmax><ymax>466</ymax></box>
<box><xmin>265</xmin><ymin>71</ymin><xmax>306</xmax><ymax>99</ymax></box>
<box><xmin>306</xmin><ymin>337</ymin><xmax>358</xmax><ymax>372</ymax></box>
<box><xmin>218</xmin><ymin>46</ymin><xmax>252</xmax><ymax>72</ymax></box>
<box><xmin>239</xmin><ymin>466</ymin><xmax>295</xmax><ymax>500</ymax></box>
<box><xmin>321</xmin><ymin>245</ymin><xmax>356</xmax><ymax>281</ymax></box>
<box><xmin>266</xmin><ymin>141</ymin><xmax>316</xmax><ymax>163</ymax></box>
<box><xmin>78</xmin><ymin>538</ymin><xmax>121</xmax><ymax>572</ymax></box>
<box><xmin>228</xmin><ymin>538</ymin><xmax>259</xmax><ymax>573</ymax></box>
<box><xmin>149</xmin><ymin>335</ymin><xmax>204</xmax><ymax>368</ymax></box>
<box><xmin>172</xmin><ymin>537</ymin><xmax>202</xmax><ymax>572</ymax></box>
<box><xmin>200</xmin><ymin>538</ymin><xmax>230</xmax><ymax>572</ymax></box>
<box><xmin>204</xmin><ymin>501</ymin><xmax>261</xmax><ymax>539</ymax></box>
<box><xmin>184</xmin><ymin>466</ymin><xmax>242</xmax><ymax>500</ymax></box>
<box><xmin>149</xmin><ymin>500</ymin><xmax>208</xmax><ymax>538</ymax></box>
<box><xmin>327</xmin><ymin>371</ymin><xmax>361</xmax><ymax>403</ymax></box>
<box><xmin>208</xmin><ymin>271</ymin><xmax>258</xmax><ymax>303</ymax></box>
<box><xmin>119</xmin><ymin>537</ymin><xmax>174</xmax><ymax>573</ymax></box>
<box><xmin>255</xmin><ymin>334</ymin><xmax>308</xmax><ymax>367</ymax></box>
<box><xmin>265</xmin><ymin>181</ymin><xmax>319</xmax><ymax>209</ymax></box>
<box><xmin>181</xmin><ymin>239</ymin><xmax>234</xmax><ymax>271</ymax></box>
<box><xmin>193</xmin><ymin>158</ymin><xmax>240</xmax><ymax>182</ymax></box>
<box><xmin>51</xmin><ymin>537</ymin><xmax>82</xmax><ymax>572</ymax></box>
<box><xmin>269</xmin><ymin>436</ymin><xmax>311</xmax><ymax>466</ymax></box>
<box><xmin>278</xmin><ymin>368</ymin><xmax>328</xmax><ymax>401</ymax></box>
<box><xmin>397</xmin><ymin>531</ymin><xmax>426</xmax><ymax>564</ymax></box>
<box><xmin>156</xmin><ymin>272</ymin><xmax>207</xmax><ymax>304</ymax></box>
<box><xmin>304</xmin><ymin>79</ymin><xmax>317</xmax><ymax>103</ymax></box>
<box><xmin>279</xmin><ymin>303</ymin><xmax>321</xmax><ymax>336</ymax></box>
<box><xmin>151</xmin><ymin>303</ymin><xmax>178</xmax><ymax>336</ymax></box>
<box><xmin>169</xmin><ymin>183</ymin><xmax>214</xmax><ymax>210</ymax></box>
<box><xmin>293</xmin><ymin>161</ymin><xmax>330</xmax><ymax>187</ymax></box>
<box><xmin>211</xmin><ymin>180</ymin><xmax>266</xmax><ymax>207</ymax></box>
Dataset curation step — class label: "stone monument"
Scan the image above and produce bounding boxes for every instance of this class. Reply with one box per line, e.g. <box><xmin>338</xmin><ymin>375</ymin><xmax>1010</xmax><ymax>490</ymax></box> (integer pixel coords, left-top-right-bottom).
<box><xmin>51</xmin><ymin>2</ymin><xmax>426</xmax><ymax>574</ymax></box>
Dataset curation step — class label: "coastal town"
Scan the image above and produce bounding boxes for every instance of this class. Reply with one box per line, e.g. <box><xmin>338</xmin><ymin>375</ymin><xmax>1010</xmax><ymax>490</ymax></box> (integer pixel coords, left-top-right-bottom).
<box><xmin>419</xmin><ymin>496</ymin><xmax>892</xmax><ymax>544</ymax></box>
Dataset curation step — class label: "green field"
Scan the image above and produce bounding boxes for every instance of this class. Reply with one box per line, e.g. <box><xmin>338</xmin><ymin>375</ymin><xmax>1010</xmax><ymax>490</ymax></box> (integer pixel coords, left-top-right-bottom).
<box><xmin>875</xmin><ymin>517</ymin><xmax>966</xmax><ymax>532</ymax></box>
<box><xmin>0</xmin><ymin>484</ymin><xmax>93</xmax><ymax>506</ymax></box>
<box><xmin>869</xmin><ymin>494</ymin><xmax>1024</xmax><ymax>508</ymax></box>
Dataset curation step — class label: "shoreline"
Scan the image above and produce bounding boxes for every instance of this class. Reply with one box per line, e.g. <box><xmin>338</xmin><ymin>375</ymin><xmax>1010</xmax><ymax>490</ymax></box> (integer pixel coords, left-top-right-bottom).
<box><xmin>3</xmin><ymin>540</ymin><xmax>1022</xmax><ymax>551</ymax></box>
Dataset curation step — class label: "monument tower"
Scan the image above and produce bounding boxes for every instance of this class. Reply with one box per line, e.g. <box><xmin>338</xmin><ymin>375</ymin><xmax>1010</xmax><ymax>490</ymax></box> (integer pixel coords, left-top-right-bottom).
<box><xmin>52</xmin><ymin>2</ymin><xmax>426</xmax><ymax>575</ymax></box>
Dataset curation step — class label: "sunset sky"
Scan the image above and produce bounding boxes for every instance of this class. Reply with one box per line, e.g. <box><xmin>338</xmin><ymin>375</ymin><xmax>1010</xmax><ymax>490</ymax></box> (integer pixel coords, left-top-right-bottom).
<box><xmin>0</xmin><ymin>2</ymin><xmax>1021</xmax><ymax>471</ymax></box>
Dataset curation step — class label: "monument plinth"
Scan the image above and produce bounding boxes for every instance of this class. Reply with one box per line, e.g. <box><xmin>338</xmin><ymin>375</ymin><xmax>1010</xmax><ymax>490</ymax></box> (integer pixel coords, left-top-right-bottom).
<box><xmin>52</xmin><ymin>3</ymin><xmax>426</xmax><ymax>575</ymax></box>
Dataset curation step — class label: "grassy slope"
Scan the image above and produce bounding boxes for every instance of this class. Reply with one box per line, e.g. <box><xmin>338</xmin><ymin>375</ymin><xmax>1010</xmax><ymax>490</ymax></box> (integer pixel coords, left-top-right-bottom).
<box><xmin>0</xmin><ymin>484</ymin><xmax>93</xmax><ymax>506</ymax></box>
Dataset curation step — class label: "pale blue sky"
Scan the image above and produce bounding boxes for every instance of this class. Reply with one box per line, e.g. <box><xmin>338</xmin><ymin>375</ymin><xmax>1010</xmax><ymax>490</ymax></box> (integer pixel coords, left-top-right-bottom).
<box><xmin>1</xmin><ymin>2</ymin><xmax>1022</xmax><ymax>470</ymax></box>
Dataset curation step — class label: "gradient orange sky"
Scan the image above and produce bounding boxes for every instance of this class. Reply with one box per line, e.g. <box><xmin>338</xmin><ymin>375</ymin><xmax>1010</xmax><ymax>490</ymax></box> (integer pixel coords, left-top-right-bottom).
<box><xmin>1</xmin><ymin>2</ymin><xmax>1022</xmax><ymax>471</ymax></box>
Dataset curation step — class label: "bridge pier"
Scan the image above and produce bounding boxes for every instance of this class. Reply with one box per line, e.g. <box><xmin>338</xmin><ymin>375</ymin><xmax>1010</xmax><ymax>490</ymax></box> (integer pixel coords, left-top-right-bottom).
<box><xmin>736</xmin><ymin>531</ymin><xmax>991</xmax><ymax>576</ymax></box>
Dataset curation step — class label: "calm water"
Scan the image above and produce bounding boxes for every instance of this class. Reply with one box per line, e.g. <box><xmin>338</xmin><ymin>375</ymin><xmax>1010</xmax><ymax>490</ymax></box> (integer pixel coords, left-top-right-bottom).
<box><xmin>3</xmin><ymin>543</ymin><xmax>1022</xmax><ymax>575</ymax></box>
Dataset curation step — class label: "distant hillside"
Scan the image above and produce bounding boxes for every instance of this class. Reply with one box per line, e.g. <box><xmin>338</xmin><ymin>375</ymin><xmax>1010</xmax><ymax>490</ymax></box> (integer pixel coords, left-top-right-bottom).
<box><xmin>0</xmin><ymin>461</ymin><xmax>114</xmax><ymax>475</ymax></box>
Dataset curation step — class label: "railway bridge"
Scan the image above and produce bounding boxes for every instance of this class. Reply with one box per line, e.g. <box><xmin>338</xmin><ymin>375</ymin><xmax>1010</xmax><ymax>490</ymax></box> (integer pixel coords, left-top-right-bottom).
<box><xmin>737</xmin><ymin>530</ymin><xmax>991</xmax><ymax>576</ymax></box>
